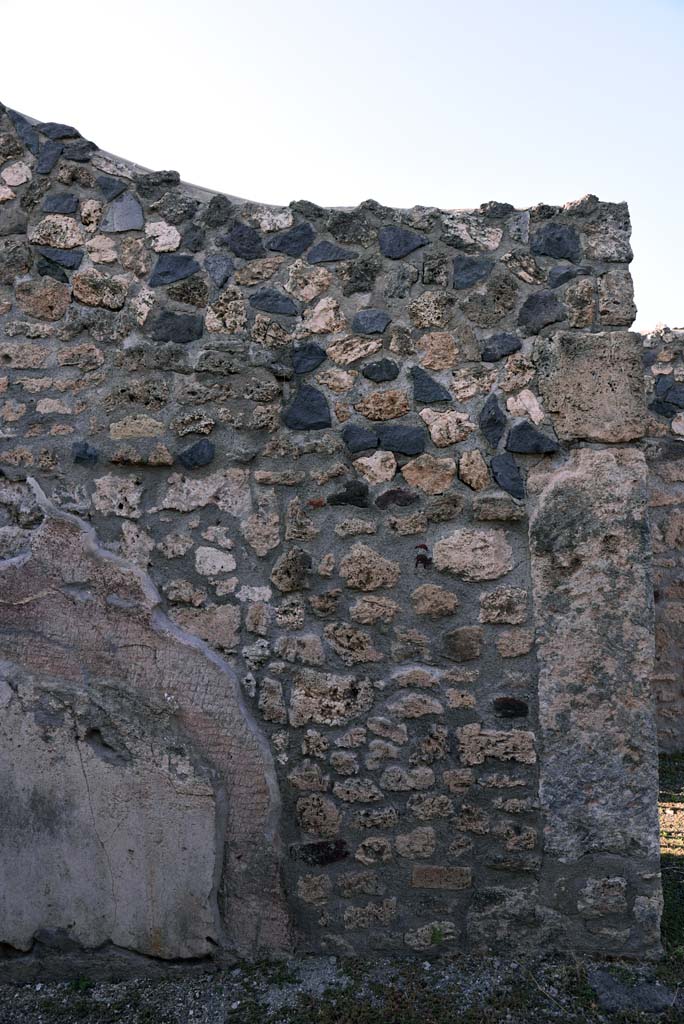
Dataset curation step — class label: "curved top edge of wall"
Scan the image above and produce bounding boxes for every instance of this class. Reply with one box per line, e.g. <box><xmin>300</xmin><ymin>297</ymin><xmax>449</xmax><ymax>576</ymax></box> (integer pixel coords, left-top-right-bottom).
<box><xmin>3</xmin><ymin>102</ymin><xmax>625</xmax><ymax>221</ymax></box>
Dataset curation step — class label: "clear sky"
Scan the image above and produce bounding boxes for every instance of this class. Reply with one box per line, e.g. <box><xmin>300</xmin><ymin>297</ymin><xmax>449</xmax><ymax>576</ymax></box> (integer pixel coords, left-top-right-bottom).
<box><xmin>2</xmin><ymin>0</ymin><xmax>682</xmax><ymax>330</ymax></box>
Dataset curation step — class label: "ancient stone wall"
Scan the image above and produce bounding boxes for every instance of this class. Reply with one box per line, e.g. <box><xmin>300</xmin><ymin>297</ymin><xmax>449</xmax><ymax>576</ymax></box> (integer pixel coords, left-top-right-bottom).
<box><xmin>0</xmin><ymin>102</ymin><xmax>662</xmax><ymax>971</ymax></box>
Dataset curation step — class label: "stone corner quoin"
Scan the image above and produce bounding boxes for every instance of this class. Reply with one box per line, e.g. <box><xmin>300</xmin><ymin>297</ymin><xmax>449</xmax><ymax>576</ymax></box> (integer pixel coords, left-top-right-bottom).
<box><xmin>0</xmin><ymin>100</ymin><xmax>663</xmax><ymax>969</ymax></box>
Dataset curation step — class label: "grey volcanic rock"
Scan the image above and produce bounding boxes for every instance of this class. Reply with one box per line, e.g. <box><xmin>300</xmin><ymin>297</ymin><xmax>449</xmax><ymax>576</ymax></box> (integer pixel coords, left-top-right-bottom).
<box><xmin>452</xmin><ymin>254</ymin><xmax>494</xmax><ymax>289</ymax></box>
<box><xmin>481</xmin><ymin>332</ymin><xmax>521</xmax><ymax>362</ymax></box>
<box><xmin>379</xmin><ymin>226</ymin><xmax>428</xmax><ymax>259</ymax></box>
<box><xmin>149</xmin><ymin>253</ymin><xmax>200</xmax><ymax>287</ymax></box>
<box><xmin>268</xmin><ymin>222</ymin><xmax>315</xmax><ymax>257</ymax></box>
<box><xmin>479</xmin><ymin>393</ymin><xmax>507</xmax><ymax>448</ymax></box>
<box><xmin>283</xmin><ymin>386</ymin><xmax>331</xmax><ymax>430</ymax></box>
<box><xmin>411</xmin><ymin>366</ymin><xmax>451</xmax><ymax>403</ymax></box>
<box><xmin>307</xmin><ymin>240</ymin><xmax>356</xmax><ymax>263</ymax></box>
<box><xmin>351</xmin><ymin>309</ymin><xmax>391</xmax><ymax>334</ymax></box>
<box><xmin>147</xmin><ymin>310</ymin><xmax>204</xmax><ymax>344</ymax></box>
<box><xmin>249</xmin><ymin>287</ymin><xmax>298</xmax><ymax>316</ymax></box>
<box><xmin>100</xmin><ymin>193</ymin><xmax>144</xmax><ymax>233</ymax></box>
<box><xmin>506</xmin><ymin>421</ymin><xmax>559</xmax><ymax>453</ymax></box>
<box><xmin>491</xmin><ymin>453</ymin><xmax>524</xmax><ymax>498</ymax></box>
<box><xmin>530</xmin><ymin>222</ymin><xmax>581</xmax><ymax>262</ymax></box>
<box><xmin>517</xmin><ymin>290</ymin><xmax>564</xmax><ymax>333</ymax></box>
<box><xmin>363</xmin><ymin>359</ymin><xmax>399</xmax><ymax>382</ymax></box>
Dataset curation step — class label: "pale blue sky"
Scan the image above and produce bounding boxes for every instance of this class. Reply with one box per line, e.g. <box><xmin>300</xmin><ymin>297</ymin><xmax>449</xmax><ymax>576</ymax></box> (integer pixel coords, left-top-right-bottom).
<box><xmin>2</xmin><ymin>0</ymin><xmax>682</xmax><ymax>329</ymax></box>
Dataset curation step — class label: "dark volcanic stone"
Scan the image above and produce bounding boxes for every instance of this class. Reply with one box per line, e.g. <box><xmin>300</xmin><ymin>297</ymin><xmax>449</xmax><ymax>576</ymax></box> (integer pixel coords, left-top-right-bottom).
<box><xmin>491</xmin><ymin>453</ymin><xmax>525</xmax><ymax>499</ymax></box>
<box><xmin>134</xmin><ymin>171</ymin><xmax>181</xmax><ymax>199</ymax></box>
<box><xmin>36</xmin><ymin>141</ymin><xmax>63</xmax><ymax>175</ymax></box>
<box><xmin>0</xmin><ymin>205</ymin><xmax>27</xmax><ymax>237</ymax></box>
<box><xmin>342</xmin><ymin>424</ymin><xmax>378</xmax><ymax>452</ymax></box>
<box><xmin>149</xmin><ymin>253</ymin><xmax>201</xmax><ymax>288</ymax></box>
<box><xmin>267</xmin><ymin>222</ymin><xmax>315</xmax><ymax>257</ymax></box>
<box><xmin>362</xmin><ymin>359</ymin><xmax>399</xmax><ymax>382</ymax></box>
<box><xmin>35</xmin><ymin>246</ymin><xmax>84</xmax><ymax>270</ymax></box>
<box><xmin>72</xmin><ymin>441</ymin><xmax>98</xmax><ymax>464</ymax></box>
<box><xmin>96</xmin><ymin>175</ymin><xmax>127</xmax><ymax>202</ymax></box>
<box><xmin>378</xmin><ymin>225</ymin><xmax>428</xmax><ymax>259</ymax></box>
<box><xmin>177</xmin><ymin>439</ymin><xmax>215</xmax><ymax>469</ymax></box>
<box><xmin>0</xmin><ymin>238</ymin><xmax>31</xmax><ymax>283</ymax></box>
<box><xmin>411</xmin><ymin>366</ymin><xmax>451</xmax><ymax>404</ymax></box>
<box><xmin>481</xmin><ymin>332</ymin><xmax>522</xmax><ymax>362</ymax></box>
<box><xmin>452</xmin><ymin>254</ymin><xmax>494</xmax><ymax>289</ymax></box>
<box><xmin>290</xmin><ymin>840</ymin><xmax>349</xmax><ymax>866</ymax></box>
<box><xmin>479</xmin><ymin>393</ymin><xmax>507</xmax><ymax>448</ymax></box>
<box><xmin>326</xmin><ymin>209</ymin><xmax>373</xmax><ymax>245</ymax></box>
<box><xmin>351</xmin><ymin>308</ymin><xmax>391</xmax><ymax>334</ymax></box>
<box><xmin>202</xmin><ymin>194</ymin><xmax>233</xmax><ymax>227</ymax></box>
<box><xmin>63</xmin><ymin>139</ymin><xmax>97</xmax><ymax>162</ymax></box>
<box><xmin>204</xmin><ymin>253</ymin><xmax>234</xmax><ymax>288</ymax></box>
<box><xmin>100</xmin><ymin>193</ymin><xmax>144</xmax><ymax>233</ymax></box>
<box><xmin>530</xmin><ymin>222</ymin><xmax>581</xmax><ymax>263</ymax></box>
<box><xmin>38</xmin><ymin>122</ymin><xmax>80</xmax><ymax>140</ymax></box>
<box><xmin>480</xmin><ymin>201</ymin><xmax>514</xmax><ymax>218</ymax></box>
<box><xmin>7</xmin><ymin>110</ymin><xmax>39</xmax><ymax>155</ymax></box>
<box><xmin>327</xmin><ymin>480</ymin><xmax>369</xmax><ymax>508</ymax></box>
<box><xmin>249</xmin><ymin>287</ymin><xmax>298</xmax><ymax>316</ymax></box>
<box><xmin>37</xmin><ymin>257</ymin><xmax>68</xmax><ymax>283</ymax></box>
<box><xmin>376</xmin><ymin>424</ymin><xmax>426</xmax><ymax>455</ymax></box>
<box><xmin>340</xmin><ymin>253</ymin><xmax>382</xmax><ymax>295</ymax></box>
<box><xmin>182</xmin><ymin>224</ymin><xmax>205</xmax><ymax>252</ymax></box>
<box><xmin>147</xmin><ymin>310</ymin><xmax>204</xmax><ymax>344</ymax></box>
<box><xmin>282</xmin><ymin>386</ymin><xmax>331</xmax><ymax>431</ymax></box>
<box><xmin>292</xmin><ymin>343</ymin><xmax>326</xmax><ymax>374</ymax></box>
<box><xmin>650</xmin><ymin>400</ymin><xmax>677</xmax><ymax>418</ymax></box>
<box><xmin>547</xmin><ymin>264</ymin><xmax>591</xmax><ymax>289</ymax></box>
<box><xmin>506</xmin><ymin>420</ymin><xmax>559</xmax><ymax>454</ymax></box>
<box><xmin>42</xmin><ymin>193</ymin><xmax>79</xmax><ymax>215</ymax></box>
<box><xmin>307</xmin><ymin>240</ymin><xmax>356</xmax><ymax>264</ymax></box>
<box><xmin>655</xmin><ymin>375</ymin><xmax>684</xmax><ymax>409</ymax></box>
<box><xmin>517</xmin><ymin>290</ymin><xmax>564</xmax><ymax>334</ymax></box>
<box><xmin>152</xmin><ymin>190</ymin><xmax>200</xmax><ymax>225</ymax></box>
<box><xmin>290</xmin><ymin>199</ymin><xmax>325</xmax><ymax>221</ymax></box>
<box><xmin>375</xmin><ymin>488</ymin><xmax>419</xmax><ymax>509</ymax></box>
<box><xmin>493</xmin><ymin>697</ymin><xmax>529</xmax><ymax>718</ymax></box>
<box><xmin>194</xmin><ymin>348</ymin><xmax>243</xmax><ymax>375</ymax></box>
<box><xmin>225</xmin><ymin>222</ymin><xmax>264</xmax><ymax>260</ymax></box>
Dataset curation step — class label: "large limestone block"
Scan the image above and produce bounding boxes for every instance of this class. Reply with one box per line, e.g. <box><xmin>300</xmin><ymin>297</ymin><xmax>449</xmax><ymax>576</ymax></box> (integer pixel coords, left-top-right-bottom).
<box><xmin>535</xmin><ymin>330</ymin><xmax>646</xmax><ymax>442</ymax></box>
<box><xmin>433</xmin><ymin>528</ymin><xmax>513</xmax><ymax>581</ymax></box>
<box><xmin>530</xmin><ymin>448</ymin><xmax>661</xmax><ymax>956</ymax></box>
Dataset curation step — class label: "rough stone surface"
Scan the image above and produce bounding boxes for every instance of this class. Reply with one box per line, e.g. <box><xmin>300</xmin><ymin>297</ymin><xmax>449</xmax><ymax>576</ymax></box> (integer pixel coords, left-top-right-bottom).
<box><xmin>530</xmin><ymin>448</ymin><xmax>661</xmax><ymax>956</ymax></box>
<box><xmin>536</xmin><ymin>330</ymin><xmax>646</xmax><ymax>442</ymax></box>
<box><xmin>434</xmin><ymin>529</ymin><xmax>514</xmax><ymax>581</ymax></box>
<box><xmin>0</xmin><ymin>102</ymin><xmax>660</xmax><ymax>965</ymax></box>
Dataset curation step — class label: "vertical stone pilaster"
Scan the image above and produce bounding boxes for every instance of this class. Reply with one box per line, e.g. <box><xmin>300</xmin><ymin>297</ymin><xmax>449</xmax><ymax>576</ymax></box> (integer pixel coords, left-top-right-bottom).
<box><xmin>530</xmin><ymin>448</ymin><xmax>662</xmax><ymax>956</ymax></box>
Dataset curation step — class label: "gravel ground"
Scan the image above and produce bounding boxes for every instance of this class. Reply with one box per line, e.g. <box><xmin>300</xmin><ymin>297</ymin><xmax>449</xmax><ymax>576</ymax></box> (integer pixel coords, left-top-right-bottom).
<box><xmin>0</xmin><ymin>952</ymin><xmax>681</xmax><ymax>1024</ymax></box>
